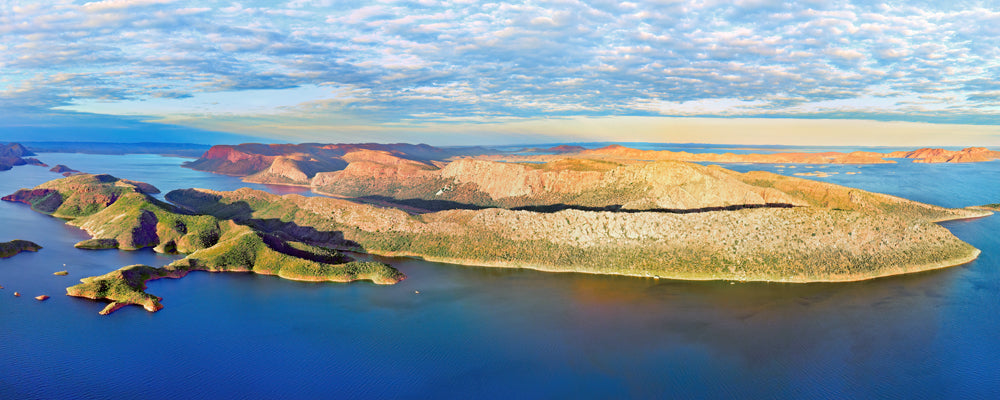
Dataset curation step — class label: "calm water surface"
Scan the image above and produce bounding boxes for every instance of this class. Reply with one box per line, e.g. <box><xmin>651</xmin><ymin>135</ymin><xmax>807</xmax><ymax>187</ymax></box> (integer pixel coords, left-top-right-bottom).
<box><xmin>1</xmin><ymin>152</ymin><xmax>999</xmax><ymax>399</ymax></box>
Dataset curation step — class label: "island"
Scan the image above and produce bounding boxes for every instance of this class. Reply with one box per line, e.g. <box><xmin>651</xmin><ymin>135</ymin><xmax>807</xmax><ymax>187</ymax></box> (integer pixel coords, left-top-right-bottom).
<box><xmin>1</xmin><ymin>143</ymin><xmax>46</xmax><ymax>171</ymax></box>
<box><xmin>165</xmin><ymin>163</ymin><xmax>989</xmax><ymax>283</ymax></box>
<box><xmin>179</xmin><ymin>143</ymin><xmax>1000</xmax><ymax>203</ymax></box>
<box><xmin>0</xmin><ymin>240</ymin><xmax>42</xmax><ymax>258</ymax></box>
<box><xmin>49</xmin><ymin>165</ymin><xmax>82</xmax><ymax>176</ymax></box>
<box><xmin>2</xmin><ymin>174</ymin><xmax>405</xmax><ymax>314</ymax></box>
<box><xmin>6</xmin><ymin>148</ymin><xmax>994</xmax><ymax>315</ymax></box>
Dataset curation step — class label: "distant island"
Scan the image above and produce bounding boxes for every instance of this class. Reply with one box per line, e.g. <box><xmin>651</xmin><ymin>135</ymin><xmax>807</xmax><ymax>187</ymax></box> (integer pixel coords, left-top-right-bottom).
<box><xmin>3</xmin><ymin>174</ymin><xmax>404</xmax><ymax>315</ymax></box>
<box><xmin>0</xmin><ymin>240</ymin><xmax>42</xmax><ymax>258</ymax></box>
<box><xmin>478</xmin><ymin>145</ymin><xmax>1000</xmax><ymax>165</ymax></box>
<box><xmin>179</xmin><ymin>143</ymin><xmax>1000</xmax><ymax>206</ymax></box>
<box><xmin>1</xmin><ymin>143</ymin><xmax>47</xmax><ymax>171</ymax></box>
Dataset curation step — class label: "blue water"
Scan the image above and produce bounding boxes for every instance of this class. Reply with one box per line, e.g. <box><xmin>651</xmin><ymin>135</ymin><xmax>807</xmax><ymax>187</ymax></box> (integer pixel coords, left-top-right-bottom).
<box><xmin>1</xmin><ymin>151</ymin><xmax>999</xmax><ymax>399</ymax></box>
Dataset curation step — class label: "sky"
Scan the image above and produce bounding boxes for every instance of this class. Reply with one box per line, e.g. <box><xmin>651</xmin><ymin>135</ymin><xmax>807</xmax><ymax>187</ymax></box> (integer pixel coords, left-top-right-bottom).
<box><xmin>3</xmin><ymin>0</ymin><xmax>1000</xmax><ymax>146</ymax></box>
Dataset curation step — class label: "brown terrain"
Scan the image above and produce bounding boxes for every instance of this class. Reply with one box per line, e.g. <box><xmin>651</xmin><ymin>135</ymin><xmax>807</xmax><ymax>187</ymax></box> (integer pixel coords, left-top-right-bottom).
<box><xmin>165</xmin><ymin>168</ymin><xmax>989</xmax><ymax>282</ymax></box>
<box><xmin>480</xmin><ymin>145</ymin><xmax>1000</xmax><ymax>164</ymax></box>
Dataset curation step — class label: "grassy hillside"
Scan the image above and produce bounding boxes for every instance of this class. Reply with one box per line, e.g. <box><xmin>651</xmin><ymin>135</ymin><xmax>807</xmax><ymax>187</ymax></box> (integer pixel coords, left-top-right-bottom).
<box><xmin>5</xmin><ymin>174</ymin><xmax>405</xmax><ymax>315</ymax></box>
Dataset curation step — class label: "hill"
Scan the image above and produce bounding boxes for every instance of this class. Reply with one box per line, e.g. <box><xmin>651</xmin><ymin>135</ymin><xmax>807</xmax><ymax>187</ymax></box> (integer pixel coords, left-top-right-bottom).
<box><xmin>1</xmin><ymin>143</ymin><xmax>44</xmax><ymax>171</ymax></box>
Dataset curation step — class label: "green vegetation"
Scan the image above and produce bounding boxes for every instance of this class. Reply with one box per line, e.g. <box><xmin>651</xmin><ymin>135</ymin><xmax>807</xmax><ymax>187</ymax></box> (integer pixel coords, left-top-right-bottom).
<box><xmin>5</xmin><ymin>174</ymin><xmax>406</xmax><ymax>315</ymax></box>
<box><xmin>0</xmin><ymin>240</ymin><xmax>42</xmax><ymax>258</ymax></box>
<box><xmin>74</xmin><ymin>239</ymin><xmax>119</xmax><ymax>249</ymax></box>
<box><xmin>66</xmin><ymin>264</ymin><xmax>171</xmax><ymax>315</ymax></box>
<box><xmin>520</xmin><ymin>158</ymin><xmax>622</xmax><ymax>172</ymax></box>
<box><xmin>9</xmin><ymin>165</ymin><xmax>989</xmax><ymax>314</ymax></box>
<box><xmin>168</xmin><ymin>182</ymin><xmax>984</xmax><ymax>284</ymax></box>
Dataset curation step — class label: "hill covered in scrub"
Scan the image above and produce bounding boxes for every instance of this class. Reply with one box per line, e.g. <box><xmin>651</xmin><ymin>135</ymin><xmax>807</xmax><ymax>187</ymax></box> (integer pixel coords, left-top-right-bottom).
<box><xmin>166</xmin><ymin>162</ymin><xmax>989</xmax><ymax>283</ymax></box>
<box><xmin>2</xmin><ymin>174</ymin><xmax>405</xmax><ymax>314</ymax></box>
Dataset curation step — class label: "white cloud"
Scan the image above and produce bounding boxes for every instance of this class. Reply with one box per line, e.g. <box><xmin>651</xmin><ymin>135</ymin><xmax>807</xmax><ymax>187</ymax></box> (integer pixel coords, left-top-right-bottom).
<box><xmin>3</xmin><ymin>0</ymin><xmax>1000</xmax><ymax>129</ymax></box>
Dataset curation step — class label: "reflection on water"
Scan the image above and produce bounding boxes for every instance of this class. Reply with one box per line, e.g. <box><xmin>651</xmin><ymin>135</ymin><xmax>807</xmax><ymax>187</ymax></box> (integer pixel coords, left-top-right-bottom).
<box><xmin>0</xmin><ymin>152</ymin><xmax>999</xmax><ymax>398</ymax></box>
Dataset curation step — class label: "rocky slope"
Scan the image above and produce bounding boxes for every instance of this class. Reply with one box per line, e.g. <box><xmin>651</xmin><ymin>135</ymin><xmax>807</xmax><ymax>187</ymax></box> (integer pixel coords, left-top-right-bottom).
<box><xmin>4</xmin><ymin>174</ymin><xmax>405</xmax><ymax>314</ymax></box>
<box><xmin>0</xmin><ymin>240</ymin><xmax>42</xmax><ymax>258</ymax></box>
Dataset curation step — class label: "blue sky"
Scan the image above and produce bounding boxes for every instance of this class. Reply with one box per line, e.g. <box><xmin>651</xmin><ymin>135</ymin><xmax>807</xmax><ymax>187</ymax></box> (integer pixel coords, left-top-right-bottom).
<box><xmin>3</xmin><ymin>0</ymin><xmax>1000</xmax><ymax>145</ymax></box>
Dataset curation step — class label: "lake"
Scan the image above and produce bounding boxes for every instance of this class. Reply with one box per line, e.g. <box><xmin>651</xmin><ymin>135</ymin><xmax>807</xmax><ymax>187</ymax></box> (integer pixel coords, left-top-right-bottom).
<box><xmin>1</xmin><ymin>151</ymin><xmax>999</xmax><ymax>399</ymax></box>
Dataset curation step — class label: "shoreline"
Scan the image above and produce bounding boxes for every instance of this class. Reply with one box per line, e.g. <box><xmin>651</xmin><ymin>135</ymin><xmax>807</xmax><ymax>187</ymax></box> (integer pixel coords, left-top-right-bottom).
<box><xmin>354</xmin><ymin>246</ymin><xmax>983</xmax><ymax>284</ymax></box>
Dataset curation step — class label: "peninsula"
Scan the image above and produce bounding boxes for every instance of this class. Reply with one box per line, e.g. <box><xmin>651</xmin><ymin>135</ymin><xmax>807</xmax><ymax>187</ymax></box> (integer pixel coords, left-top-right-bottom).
<box><xmin>3</xmin><ymin>174</ymin><xmax>405</xmax><ymax>314</ymax></box>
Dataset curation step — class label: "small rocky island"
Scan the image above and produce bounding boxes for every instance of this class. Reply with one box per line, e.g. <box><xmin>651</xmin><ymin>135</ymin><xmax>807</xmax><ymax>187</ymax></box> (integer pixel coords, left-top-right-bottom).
<box><xmin>0</xmin><ymin>240</ymin><xmax>42</xmax><ymax>258</ymax></box>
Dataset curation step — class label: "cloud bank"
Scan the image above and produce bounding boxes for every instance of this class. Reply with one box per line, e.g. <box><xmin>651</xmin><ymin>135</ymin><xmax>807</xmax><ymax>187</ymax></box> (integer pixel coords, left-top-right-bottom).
<box><xmin>3</xmin><ymin>0</ymin><xmax>1000</xmax><ymax>143</ymax></box>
